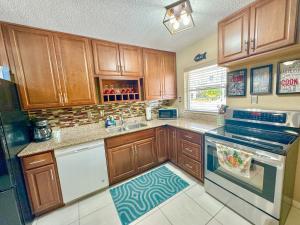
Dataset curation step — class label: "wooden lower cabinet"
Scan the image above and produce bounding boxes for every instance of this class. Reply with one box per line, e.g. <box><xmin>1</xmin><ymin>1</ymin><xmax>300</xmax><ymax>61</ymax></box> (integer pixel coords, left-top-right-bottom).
<box><xmin>156</xmin><ymin>127</ymin><xmax>168</xmax><ymax>163</ymax></box>
<box><xmin>106</xmin><ymin>143</ymin><xmax>136</xmax><ymax>184</ymax></box>
<box><xmin>21</xmin><ymin>152</ymin><xmax>63</xmax><ymax>215</ymax></box>
<box><xmin>135</xmin><ymin>137</ymin><xmax>157</xmax><ymax>173</ymax></box>
<box><xmin>168</xmin><ymin>127</ymin><xmax>177</xmax><ymax>164</ymax></box>
<box><xmin>105</xmin><ymin>129</ymin><xmax>158</xmax><ymax>184</ymax></box>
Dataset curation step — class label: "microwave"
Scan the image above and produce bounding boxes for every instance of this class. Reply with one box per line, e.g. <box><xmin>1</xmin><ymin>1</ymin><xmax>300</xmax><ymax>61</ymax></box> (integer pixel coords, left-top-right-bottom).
<box><xmin>158</xmin><ymin>108</ymin><xmax>178</xmax><ymax>120</ymax></box>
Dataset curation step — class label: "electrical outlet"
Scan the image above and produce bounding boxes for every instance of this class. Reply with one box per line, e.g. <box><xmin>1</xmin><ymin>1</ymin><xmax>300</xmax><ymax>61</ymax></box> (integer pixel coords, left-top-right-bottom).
<box><xmin>251</xmin><ymin>95</ymin><xmax>258</xmax><ymax>104</ymax></box>
<box><xmin>99</xmin><ymin>110</ymin><xmax>105</xmax><ymax>117</ymax></box>
<box><xmin>87</xmin><ymin>111</ymin><xmax>93</xmax><ymax>119</ymax></box>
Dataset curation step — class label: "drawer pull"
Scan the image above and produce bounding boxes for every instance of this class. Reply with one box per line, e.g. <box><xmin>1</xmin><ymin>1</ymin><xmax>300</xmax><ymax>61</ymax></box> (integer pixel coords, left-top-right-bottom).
<box><xmin>29</xmin><ymin>159</ymin><xmax>46</xmax><ymax>165</ymax></box>
<box><xmin>184</xmin><ymin>147</ymin><xmax>193</xmax><ymax>152</ymax></box>
<box><xmin>185</xmin><ymin>163</ymin><xmax>193</xmax><ymax>169</ymax></box>
<box><xmin>184</xmin><ymin>135</ymin><xmax>193</xmax><ymax>139</ymax></box>
<box><xmin>50</xmin><ymin>169</ymin><xmax>54</xmax><ymax>181</ymax></box>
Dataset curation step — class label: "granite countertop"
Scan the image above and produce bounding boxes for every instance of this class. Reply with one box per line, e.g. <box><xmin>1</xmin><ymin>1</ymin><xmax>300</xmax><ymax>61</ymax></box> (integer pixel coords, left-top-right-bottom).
<box><xmin>18</xmin><ymin>118</ymin><xmax>218</xmax><ymax>157</ymax></box>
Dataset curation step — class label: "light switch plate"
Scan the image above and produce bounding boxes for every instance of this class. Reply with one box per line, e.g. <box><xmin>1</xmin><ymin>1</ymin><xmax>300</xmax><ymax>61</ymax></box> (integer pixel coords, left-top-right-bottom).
<box><xmin>251</xmin><ymin>95</ymin><xmax>258</xmax><ymax>104</ymax></box>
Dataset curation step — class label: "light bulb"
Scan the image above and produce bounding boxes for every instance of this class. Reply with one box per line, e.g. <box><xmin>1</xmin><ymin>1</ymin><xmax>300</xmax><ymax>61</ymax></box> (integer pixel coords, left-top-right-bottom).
<box><xmin>182</xmin><ymin>14</ymin><xmax>190</xmax><ymax>25</ymax></box>
<box><xmin>173</xmin><ymin>21</ymin><xmax>180</xmax><ymax>30</ymax></box>
<box><xmin>170</xmin><ymin>17</ymin><xmax>177</xmax><ymax>24</ymax></box>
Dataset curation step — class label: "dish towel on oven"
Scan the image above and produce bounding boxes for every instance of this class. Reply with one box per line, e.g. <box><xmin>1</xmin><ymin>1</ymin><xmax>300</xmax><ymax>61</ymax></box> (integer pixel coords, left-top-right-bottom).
<box><xmin>216</xmin><ymin>143</ymin><xmax>253</xmax><ymax>178</ymax></box>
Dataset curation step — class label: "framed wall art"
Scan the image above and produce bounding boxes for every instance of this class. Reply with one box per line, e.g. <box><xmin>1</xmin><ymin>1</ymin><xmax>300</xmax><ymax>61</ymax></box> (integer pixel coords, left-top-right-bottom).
<box><xmin>227</xmin><ymin>69</ymin><xmax>247</xmax><ymax>97</ymax></box>
<box><xmin>250</xmin><ymin>65</ymin><xmax>273</xmax><ymax>95</ymax></box>
<box><xmin>277</xmin><ymin>59</ymin><xmax>300</xmax><ymax>95</ymax></box>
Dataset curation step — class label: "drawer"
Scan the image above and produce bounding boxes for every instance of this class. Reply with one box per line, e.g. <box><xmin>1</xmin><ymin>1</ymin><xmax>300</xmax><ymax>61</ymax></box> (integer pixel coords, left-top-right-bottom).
<box><xmin>180</xmin><ymin>140</ymin><xmax>201</xmax><ymax>162</ymax></box>
<box><xmin>22</xmin><ymin>152</ymin><xmax>54</xmax><ymax>170</ymax></box>
<box><xmin>178</xmin><ymin>129</ymin><xmax>202</xmax><ymax>145</ymax></box>
<box><xmin>106</xmin><ymin>128</ymin><xmax>155</xmax><ymax>148</ymax></box>
<box><xmin>178</xmin><ymin>154</ymin><xmax>202</xmax><ymax>180</ymax></box>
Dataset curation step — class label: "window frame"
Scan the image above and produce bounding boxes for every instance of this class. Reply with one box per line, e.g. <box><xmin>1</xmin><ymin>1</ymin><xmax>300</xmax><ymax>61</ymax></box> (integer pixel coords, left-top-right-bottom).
<box><xmin>184</xmin><ymin>64</ymin><xmax>227</xmax><ymax>114</ymax></box>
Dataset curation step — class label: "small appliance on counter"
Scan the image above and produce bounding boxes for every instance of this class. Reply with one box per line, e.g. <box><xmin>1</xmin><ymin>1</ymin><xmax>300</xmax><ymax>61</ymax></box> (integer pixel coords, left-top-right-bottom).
<box><xmin>158</xmin><ymin>107</ymin><xmax>178</xmax><ymax>120</ymax></box>
<box><xmin>32</xmin><ymin>119</ymin><xmax>52</xmax><ymax>142</ymax></box>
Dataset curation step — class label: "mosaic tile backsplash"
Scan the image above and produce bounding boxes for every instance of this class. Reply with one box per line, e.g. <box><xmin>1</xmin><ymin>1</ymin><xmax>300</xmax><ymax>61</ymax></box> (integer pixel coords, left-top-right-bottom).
<box><xmin>27</xmin><ymin>100</ymin><xmax>170</xmax><ymax>128</ymax></box>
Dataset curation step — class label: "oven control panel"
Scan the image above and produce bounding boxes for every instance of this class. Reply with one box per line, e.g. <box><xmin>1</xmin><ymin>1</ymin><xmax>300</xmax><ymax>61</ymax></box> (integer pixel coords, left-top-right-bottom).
<box><xmin>232</xmin><ymin>110</ymin><xmax>287</xmax><ymax>123</ymax></box>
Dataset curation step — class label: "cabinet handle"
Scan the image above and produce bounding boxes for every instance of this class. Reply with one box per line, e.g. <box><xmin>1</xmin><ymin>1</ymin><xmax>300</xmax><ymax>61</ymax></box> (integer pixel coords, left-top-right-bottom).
<box><xmin>50</xmin><ymin>169</ymin><xmax>54</xmax><ymax>181</ymax></box>
<box><xmin>184</xmin><ymin>135</ymin><xmax>193</xmax><ymax>139</ymax></box>
<box><xmin>244</xmin><ymin>40</ymin><xmax>249</xmax><ymax>52</ymax></box>
<box><xmin>250</xmin><ymin>38</ymin><xmax>255</xmax><ymax>51</ymax></box>
<box><xmin>59</xmin><ymin>93</ymin><xmax>63</xmax><ymax>104</ymax></box>
<box><xmin>64</xmin><ymin>93</ymin><xmax>68</xmax><ymax>103</ymax></box>
<box><xmin>185</xmin><ymin>163</ymin><xmax>193</xmax><ymax>169</ymax></box>
<box><xmin>184</xmin><ymin>147</ymin><xmax>193</xmax><ymax>153</ymax></box>
<box><xmin>29</xmin><ymin>159</ymin><xmax>46</xmax><ymax>165</ymax></box>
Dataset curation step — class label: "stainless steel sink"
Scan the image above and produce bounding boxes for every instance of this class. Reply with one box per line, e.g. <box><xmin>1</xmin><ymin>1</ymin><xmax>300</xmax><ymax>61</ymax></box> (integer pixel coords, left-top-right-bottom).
<box><xmin>106</xmin><ymin>122</ymin><xmax>148</xmax><ymax>133</ymax></box>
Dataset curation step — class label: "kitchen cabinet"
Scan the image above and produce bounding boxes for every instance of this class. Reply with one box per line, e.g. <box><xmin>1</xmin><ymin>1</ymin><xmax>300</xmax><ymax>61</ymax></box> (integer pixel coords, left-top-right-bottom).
<box><xmin>249</xmin><ymin>0</ymin><xmax>298</xmax><ymax>55</ymax></box>
<box><xmin>218</xmin><ymin>8</ymin><xmax>250</xmax><ymax>63</ymax></box>
<box><xmin>105</xmin><ymin>128</ymin><xmax>157</xmax><ymax>184</ymax></box>
<box><xmin>106</xmin><ymin>143</ymin><xmax>136</xmax><ymax>184</ymax></box>
<box><xmin>0</xmin><ymin>24</ymin><xmax>9</xmax><ymax>66</ymax></box>
<box><xmin>92</xmin><ymin>40</ymin><xmax>143</xmax><ymax>77</ymax></box>
<box><xmin>176</xmin><ymin>128</ymin><xmax>204</xmax><ymax>181</ymax></box>
<box><xmin>119</xmin><ymin>44</ymin><xmax>143</xmax><ymax>76</ymax></box>
<box><xmin>135</xmin><ymin>137</ymin><xmax>157</xmax><ymax>172</ymax></box>
<box><xmin>54</xmin><ymin>34</ymin><xmax>96</xmax><ymax>106</ymax></box>
<box><xmin>5</xmin><ymin>24</ymin><xmax>96</xmax><ymax>109</ymax></box>
<box><xmin>168</xmin><ymin>127</ymin><xmax>177</xmax><ymax>164</ymax></box>
<box><xmin>6</xmin><ymin>25</ymin><xmax>63</xmax><ymax>109</ymax></box>
<box><xmin>218</xmin><ymin>0</ymin><xmax>299</xmax><ymax>64</ymax></box>
<box><xmin>143</xmin><ymin>49</ymin><xmax>177</xmax><ymax>100</ymax></box>
<box><xmin>21</xmin><ymin>152</ymin><xmax>63</xmax><ymax>215</ymax></box>
<box><xmin>156</xmin><ymin>127</ymin><xmax>168</xmax><ymax>163</ymax></box>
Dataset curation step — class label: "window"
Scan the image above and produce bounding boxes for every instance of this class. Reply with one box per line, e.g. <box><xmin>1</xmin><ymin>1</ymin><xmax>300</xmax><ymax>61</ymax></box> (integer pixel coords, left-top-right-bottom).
<box><xmin>186</xmin><ymin>64</ymin><xmax>227</xmax><ymax>113</ymax></box>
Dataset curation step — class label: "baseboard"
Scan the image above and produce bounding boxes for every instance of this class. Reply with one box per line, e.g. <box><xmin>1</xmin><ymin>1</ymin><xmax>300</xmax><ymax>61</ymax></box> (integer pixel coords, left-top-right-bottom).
<box><xmin>293</xmin><ymin>200</ymin><xmax>300</xmax><ymax>209</ymax></box>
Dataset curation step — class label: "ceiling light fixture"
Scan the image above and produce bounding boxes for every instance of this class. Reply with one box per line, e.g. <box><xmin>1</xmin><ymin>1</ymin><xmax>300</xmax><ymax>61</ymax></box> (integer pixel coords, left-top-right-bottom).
<box><xmin>163</xmin><ymin>0</ymin><xmax>195</xmax><ymax>35</ymax></box>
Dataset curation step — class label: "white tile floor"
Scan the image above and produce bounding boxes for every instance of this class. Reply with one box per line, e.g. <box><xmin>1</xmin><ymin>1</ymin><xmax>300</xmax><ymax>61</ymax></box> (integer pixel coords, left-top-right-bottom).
<box><xmin>34</xmin><ymin>163</ymin><xmax>300</xmax><ymax>225</ymax></box>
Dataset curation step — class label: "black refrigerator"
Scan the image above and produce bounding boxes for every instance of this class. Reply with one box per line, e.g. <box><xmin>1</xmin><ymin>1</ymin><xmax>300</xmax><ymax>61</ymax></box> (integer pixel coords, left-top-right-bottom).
<box><xmin>0</xmin><ymin>78</ymin><xmax>33</xmax><ymax>225</ymax></box>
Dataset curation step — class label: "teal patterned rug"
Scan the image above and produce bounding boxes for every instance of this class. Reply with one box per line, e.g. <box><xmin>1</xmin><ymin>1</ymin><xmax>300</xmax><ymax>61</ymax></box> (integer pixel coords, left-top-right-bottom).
<box><xmin>110</xmin><ymin>166</ymin><xmax>189</xmax><ymax>225</ymax></box>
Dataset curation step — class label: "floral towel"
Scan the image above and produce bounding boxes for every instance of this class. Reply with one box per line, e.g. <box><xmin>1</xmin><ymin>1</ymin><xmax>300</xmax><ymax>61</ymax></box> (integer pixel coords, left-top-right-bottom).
<box><xmin>216</xmin><ymin>143</ymin><xmax>253</xmax><ymax>178</ymax></box>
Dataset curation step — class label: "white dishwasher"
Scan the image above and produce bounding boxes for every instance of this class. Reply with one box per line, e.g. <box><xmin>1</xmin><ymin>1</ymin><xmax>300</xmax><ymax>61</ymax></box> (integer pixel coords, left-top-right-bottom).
<box><xmin>55</xmin><ymin>140</ymin><xmax>109</xmax><ymax>204</ymax></box>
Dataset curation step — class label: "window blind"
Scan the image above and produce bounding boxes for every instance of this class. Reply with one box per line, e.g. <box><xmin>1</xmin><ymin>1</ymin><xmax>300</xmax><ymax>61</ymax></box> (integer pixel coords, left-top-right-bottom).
<box><xmin>186</xmin><ymin>64</ymin><xmax>227</xmax><ymax>112</ymax></box>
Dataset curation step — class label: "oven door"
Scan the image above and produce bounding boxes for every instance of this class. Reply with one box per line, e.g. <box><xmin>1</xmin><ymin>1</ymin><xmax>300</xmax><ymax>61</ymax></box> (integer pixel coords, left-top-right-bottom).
<box><xmin>205</xmin><ymin>136</ymin><xmax>285</xmax><ymax>219</ymax></box>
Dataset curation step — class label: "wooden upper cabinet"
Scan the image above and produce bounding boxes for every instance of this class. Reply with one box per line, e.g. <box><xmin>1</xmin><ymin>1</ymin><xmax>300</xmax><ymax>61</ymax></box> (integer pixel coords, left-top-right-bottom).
<box><xmin>6</xmin><ymin>25</ymin><xmax>63</xmax><ymax>109</ymax></box>
<box><xmin>135</xmin><ymin>137</ymin><xmax>157</xmax><ymax>173</ymax></box>
<box><xmin>162</xmin><ymin>52</ymin><xmax>176</xmax><ymax>99</ymax></box>
<box><xmin>119</xmin><ymin>44</ymin><xmax>143</xmax><ymax>76</ymax></box>
<box><xmin>0</xmin><ymin>24</ymin><xmax>9</xmax><ymax>66</ymax></box>
<box><xmin>143</xmin><ymin>49</ymin><xmax>162</xmax><ymax>100</ymax></box>
<box><xmin>54</xmin><ymin>35</ymin><xmax>96</xmax><ymax>106</ymax></box>
<box><xmin>249</xmin><ymin>0</ymin><xmax>298</xmax><ymax>55</ymax></box>
<box><xmin>92</xmin><ymin>40</ymin><xmax>121</xmax><ymax>76</ymax></box>
<box><xmin>218</xmin><ymin>8</ymin><xmax>250</xmax><ymax>63</ymax></box>
<box><xmin>25</xmin><ymin>164</ymin><xmax>62</xmax><ymax>215</ymax></box>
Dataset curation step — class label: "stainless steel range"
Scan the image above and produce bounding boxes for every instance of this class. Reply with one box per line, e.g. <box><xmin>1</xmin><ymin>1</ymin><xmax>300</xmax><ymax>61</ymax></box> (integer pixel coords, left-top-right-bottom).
<box><xmin>204</xmin><ymin>108</ymin><xmax>300</xmax><ymax>225</ymax></box>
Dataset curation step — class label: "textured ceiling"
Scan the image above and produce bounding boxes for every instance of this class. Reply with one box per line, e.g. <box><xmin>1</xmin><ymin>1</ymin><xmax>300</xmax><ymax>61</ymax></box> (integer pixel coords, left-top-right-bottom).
<box><xmin>0</xmin><ymin>0</ymin><xmax>254</xmax><ymax>52</ymax></box>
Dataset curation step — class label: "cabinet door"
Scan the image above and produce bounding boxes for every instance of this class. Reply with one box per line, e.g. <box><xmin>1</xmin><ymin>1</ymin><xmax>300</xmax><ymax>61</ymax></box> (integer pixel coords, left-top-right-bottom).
<box><xmin>218</xmin><ymin>8</ymin><xmax>250</xmax><ymax>63</ymax></box>
<box><xmin>54</xmin><ymin>35</ymin><xmax>96</xmax><ymax>106</ymax></box>
<box><xmin>92</xmin><ymin>40</ymin><xmax>121</xmax><ymax>76</ymax></box>
<box><xmin>6</xmin><ymin>25</ymin><xmax>63</xmax><ymax>109</ymax></box>
<box><xmin>156</xmin><ymin>127</ymin><xmax>168</xmax><ymax>163</ymax></box>
<box><xmin>162</xmin><ymin>52</ymin><xmax>177</xmax><ymax>99</ymax></box>
<box><xmin>107</xmin><ymin>143</ymin><xmax>136</xmax><ymax>184</ymax></box>
<box><xmin>249</xmin><ymin>0</ymin><xmax>298</xmax><ymax>55</ymax></box>
<box><xmin>0</xmin><ymin>24</ymin><xmax>9</xmax><ymax>66</ymax></box>
<box><xmin>135</xmin><ymin>137</ymin><xmax>157</xmax><ymax>173</ymax></box>
<box><xmin>25</xmin><ymin>164</ymin><xmax>62</xmax><ymax>215</ymax></box>
<box><xmin>168</xmin><ymin>127</ymin><xmax>177</xmax><ymax>164</ymax></box>
<box><xmin>143</xmin><ymin>49</ymin><xmax>162</xmax><ymax>100</ymax></box>
<box><xmin>119</xmin><ymin>44</ymin><xmax>143</xmax><ymax>76</ymax></box>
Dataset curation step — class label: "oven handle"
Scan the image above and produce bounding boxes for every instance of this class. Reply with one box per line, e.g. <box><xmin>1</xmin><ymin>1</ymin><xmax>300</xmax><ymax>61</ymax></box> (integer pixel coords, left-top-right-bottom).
<box><xmin>205</xmin><ymin>137</ymin><xmax>284</xmax><ymax>164</ymax></box>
